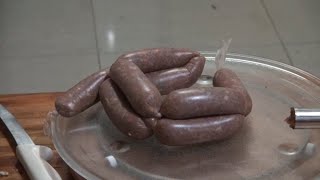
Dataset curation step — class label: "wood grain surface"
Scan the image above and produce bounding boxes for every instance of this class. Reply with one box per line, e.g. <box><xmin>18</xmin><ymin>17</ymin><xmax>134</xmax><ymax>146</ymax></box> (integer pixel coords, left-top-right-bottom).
<box><xmin>0</xmin><ymin>93</ymin><xmax>77</xmax><ymax>180</ymax></box>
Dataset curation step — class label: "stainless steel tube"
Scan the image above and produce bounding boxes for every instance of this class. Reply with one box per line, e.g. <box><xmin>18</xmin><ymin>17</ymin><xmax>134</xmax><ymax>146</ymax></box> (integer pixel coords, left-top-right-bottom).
<box><xmin>286</xmin><ymin>107</ymin><xmax>320</xmax><ymax>129</ymax></box>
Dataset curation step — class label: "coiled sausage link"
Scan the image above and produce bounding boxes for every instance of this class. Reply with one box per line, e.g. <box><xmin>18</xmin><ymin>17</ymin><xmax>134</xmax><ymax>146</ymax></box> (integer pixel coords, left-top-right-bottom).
<box><xmin>119</xmin><ymin>48</ymin><xmax>200</xmax><ymax>73</ymax></box>
<box><xmin>110</xmin><ymin>60</ymin><xmax>162</xmax><ymax>118</ymax></box>
<box><xmin>55</xmin><ymin>53</ymin><xmax>204</xmax><ymax>117</ymax></box>
<box><xmin>54</xmin><ymin>48</ymin><xmax>253</xmax><ymax>146</ymax></box>
<box><xmin>154</xmin><ymin>114</ymin><xmax>245</xmax><ymax>146</ymax></box>
<box><xmin>55</xmin><ymin>68</ymin><xmax>109</xmax><ymax>117</ymax></box>
<box><xmin>213</xmin><ymin>68</ymin><xmax>252</xmax><ymax>115</ymax></box>
<box><xmin>160</xmin><ymin>87</ymin><xmax>247</xmax><ymax>119</ymax></box>
<box><xmin>146</xmin><ymin>56</ymin><xmax>205</xmax><ymax>95</ymax></box>
<box><xmin>155</xmin><ymin>68</ymin><xmax>251</xmax><ymax>145</ymax></box>
<box><xmin>99</xmin><ymin>79</ymin><xmax>152</xmax><ymax>139</ymax></box>
<box><xmin>160</xmin><ymin>67</ymin><xmax>252</xmax><ymax>119</ymax></box>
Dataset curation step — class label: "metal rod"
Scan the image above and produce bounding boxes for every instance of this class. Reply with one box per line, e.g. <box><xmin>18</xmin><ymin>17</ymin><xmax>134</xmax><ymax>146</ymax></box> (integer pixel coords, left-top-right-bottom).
<box><xmin>286</xmin><ymin>107</ymin><xmax>320</xmax><ymax>129</ymax></box>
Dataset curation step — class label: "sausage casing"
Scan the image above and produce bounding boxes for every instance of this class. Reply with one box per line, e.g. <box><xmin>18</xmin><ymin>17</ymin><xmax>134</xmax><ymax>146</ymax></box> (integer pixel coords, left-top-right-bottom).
<box><xmin>146</xmin><ymin>56</ymin><xmax>205</xmax><ymax>95</ymax></box>
<box><xmin>213</xmin><ymin>68</ymin><xmax>252</xmax><ymax>115</ymax></box>
<box><xmin>54</xmin><ymin>55</ymin><xmax>203</xmax><ymax>117</ymax></box>
<box><xmin>161</xmin><ymin>87</ymin><xmax>246</xmax><ymax>119</ymax></box>
<box><xmin>154</xmin><ymin>114</ymin><xmax>244</xmax><ymax>146</ymax></box>
<box><xmin>119</xmin><ymin>48</ymin><xmax>200</xmax><ymax>73</ymax></box>
<box><xmin>110</xmin><ymin>60</ymin><xmax>162</xmax><ymax>118</ymax></box>
<box><xmin>99</xmin><ymin>79</ymin><xmax>152</xmax><ymax>139</ymax></box>
<box><xmin>55</xmin><ymin>68</ymin><xmax>109</xmax><ymax>117</ymax></box>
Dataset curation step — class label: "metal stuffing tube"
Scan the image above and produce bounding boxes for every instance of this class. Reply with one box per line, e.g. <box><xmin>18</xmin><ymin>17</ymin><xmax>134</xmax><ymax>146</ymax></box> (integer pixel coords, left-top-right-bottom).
<box><xmin>286</xmin><ymin>107</ymin><xmax>320</xmax><ymax>129</ymax></box>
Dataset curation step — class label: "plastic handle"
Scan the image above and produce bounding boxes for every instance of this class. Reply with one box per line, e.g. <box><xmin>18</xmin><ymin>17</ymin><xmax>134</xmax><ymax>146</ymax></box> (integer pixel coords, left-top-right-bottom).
<box><xmin>16</xmin><ymin>144</ymin><xmax>62</xmax><ymax>180</ymax></box>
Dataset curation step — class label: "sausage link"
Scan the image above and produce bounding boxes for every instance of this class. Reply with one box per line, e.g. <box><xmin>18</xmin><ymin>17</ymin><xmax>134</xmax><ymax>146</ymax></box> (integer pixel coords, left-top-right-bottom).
<box><xmin>99</xmin><ymin>79</ymin><xmax>152</xmax><ymax>139</ymax></box>
<box><xmin>161</xmin><ymin>87</ymin><xmax>246</xmax><ymax>119</ymax></box>
<box><xmin>54</xmin><ymin>55</ymin><xmax>202</xmax><ymax>117</ymax></box>
<box><xmin>213</xmin><ymin>68</ymin><xmax>252</xmax><ymax>115</ymax></box>
<box><xmin>119</xmin><ymin>48</ymin><xmax>200</xmax><ymax>73</ymax></box>
<box><xmin>154</xmin><ymin>114</ymin><xmax>244</xmax><ymax>146</ymax></box>
<box><xmin>110</xmin><ymin>60</ymin><xmax>162</xmax><ymax>118</ymax></box>
<box><xmin>55</xmin><ymin>68</ymin><xmax>109</xmax><ymax>117</ymax></box>
<box><xmin>143</xmin><ymin>118</ymin><xmax>158</xmax><ymax>129</ymax></box>
<box><xmin>146</xmin><ymin>56</ymin><xmax>206</xmax><ymax>95</ymax></box>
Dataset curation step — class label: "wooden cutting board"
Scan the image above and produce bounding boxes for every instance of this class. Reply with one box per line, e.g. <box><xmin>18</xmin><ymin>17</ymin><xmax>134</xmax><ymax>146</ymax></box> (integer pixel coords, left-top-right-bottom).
<box><xmin>0</xmin><ymin>93</ymin><xmax>78</xmax><ymax>180</ymax></box>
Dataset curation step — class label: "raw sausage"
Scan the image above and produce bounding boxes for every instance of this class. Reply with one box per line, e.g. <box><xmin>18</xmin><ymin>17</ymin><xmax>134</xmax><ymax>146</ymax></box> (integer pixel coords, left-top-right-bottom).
<box><xmin>143</xmin><ymin>118</ymin><xmax>158</xmax><ymax>129</ymax></box>
<box><xmin>154</xmin><ymin>114</ymin><xmax>244</xmax><ymax>146</ymax></box>
<box><xmin>160</xmin><ymin>87</ymin><xmax>246</xmax><ymax>119</ymax></box>
<box><xmin>119</xmin><ymin>48</ymin><xmax>200</xmax><ymax>73</ymax></box>
<box><xmin>110</xmin><ymin>60</ymin><xmax>162</xmax><ymax>118</ymax></box>
<box><xmin>54</xmin><ymin>55</ymin><xmax>203</xmax><ymax>117</ymax></box>
<box><xmin>55</xmin><ymin>68</ymin><xmax>109</xmax><ymax>117</ymax></box>
<box><xmin>99</xmin><ymin>79</ymin><xmax>152</xmax><ymax>139</ymax></box>
<box><xmin>146</xmin><ymin>56</ymin><xmax>206</xmax><ymax>95</ymax></box>
<box><xmin>213</xmin><ymin>68</ymin><xmax>252</xmax><ymax>115</ymax></box>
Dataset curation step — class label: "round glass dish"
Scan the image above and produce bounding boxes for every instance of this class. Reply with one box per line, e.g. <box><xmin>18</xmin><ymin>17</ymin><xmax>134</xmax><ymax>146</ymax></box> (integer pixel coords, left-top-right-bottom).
<box><xmin>47</xmin><ymin>53</ymin><xmax>320</xmax><ymax>180</ymax></box>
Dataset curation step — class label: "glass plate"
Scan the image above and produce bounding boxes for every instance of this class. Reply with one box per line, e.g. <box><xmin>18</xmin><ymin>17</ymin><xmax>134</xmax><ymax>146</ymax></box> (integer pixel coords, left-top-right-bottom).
<box><xmin>47</xmin><ymin>53</ymin><xmax>320</xmax><ymax>180</ymax></box>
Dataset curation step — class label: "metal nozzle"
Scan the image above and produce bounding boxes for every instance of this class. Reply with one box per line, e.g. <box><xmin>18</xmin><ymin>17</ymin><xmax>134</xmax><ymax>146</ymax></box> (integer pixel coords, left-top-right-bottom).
<box><xmin>286</xmin><ymin>107</ymin><xmax>320</xmax><ymax>129</ymax></box>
